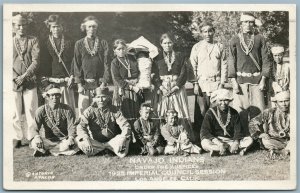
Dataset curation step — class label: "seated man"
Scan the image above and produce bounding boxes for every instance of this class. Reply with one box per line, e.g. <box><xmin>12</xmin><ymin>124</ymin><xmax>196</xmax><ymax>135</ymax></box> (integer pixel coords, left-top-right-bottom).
<box><xmin>200</xmin><ymin>89</ymin><xmax>253</xmax><ymax>156</ymax></box>
<box><xmin>133</xmin><ymin>103</ymin><xmax>164</xmax><ymax>156</ymax></box>
<box><xmin>249</xmin><ymin>91</ymin><xmax>290</xmax><ymax>157</ymax></box>
<box><xmin>30</xmin><ymin>84</ymin><xmax>79</xmax><ymax>157</ymax></box>
<box><xmin>76</xmin><ymin>85</ymin><xmax>131</xmax><ymax>158</ymax></box>
<box><xmin>161</xmin><ymin>109</ymin><xmax>201</xmax><ymax>156</ymax></box>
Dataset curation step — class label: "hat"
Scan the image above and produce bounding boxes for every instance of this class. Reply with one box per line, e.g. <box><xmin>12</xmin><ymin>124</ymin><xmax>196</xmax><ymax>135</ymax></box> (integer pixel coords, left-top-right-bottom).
<box><xmin>128</xmin><ymin>36</ymin><xmax>159</xmax><ymax>59</ymax></box>
<box><xmin>211</xmin><ymin>89</ymin><xmax>233</xmax><ymax>103</ymax></box>
<box><xmin>271</xmin><ymin>46</ymin><xmax>285</xmax><ymax>54</ymax></box>
<box><xmin>135</xmin><ymin>45</ymin><xmax>150</xmax><ymax>54</ymax></box>
<box><xmin>272</xmin><ymin>90</ymin><xmax>290</xmax><ymax>102</ymax></box>
<box><xmin>94</xmin><ymin>85</ymin><xmax>110</xmax><ymax>97</ymax></box>
<box><xmin>12</xmin><ymin>14</ymin><xmax>28</xmax><ymax>25</ymax></box>
<box><xmin>166</xmin><ymin>108</ymin><xmax>178</xmax><ymax>117</ymax></box>
<box><xmin>240</xmin><ymin>12</ymin><xmax>262</xmax><ymax>27</ymax></box>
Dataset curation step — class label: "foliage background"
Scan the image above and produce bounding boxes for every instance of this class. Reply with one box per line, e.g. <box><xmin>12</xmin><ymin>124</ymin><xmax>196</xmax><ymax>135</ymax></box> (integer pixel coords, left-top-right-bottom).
<box><xmin>16</xmin><ymin>11</ymin><xmax>289</xmax><ymax>55</ymax></box>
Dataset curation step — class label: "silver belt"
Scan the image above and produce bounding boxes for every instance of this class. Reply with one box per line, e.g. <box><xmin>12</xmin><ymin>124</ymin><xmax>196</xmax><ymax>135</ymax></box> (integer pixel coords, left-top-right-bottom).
<box><xmin>48</xmin><ymin>77</ymin><xmax>69</xmax><ymax>84</ymax></box>
<box><xmin>237</xmin><ymin>72</ymin><xmax>261</xmax><ymax>77</ymax></box>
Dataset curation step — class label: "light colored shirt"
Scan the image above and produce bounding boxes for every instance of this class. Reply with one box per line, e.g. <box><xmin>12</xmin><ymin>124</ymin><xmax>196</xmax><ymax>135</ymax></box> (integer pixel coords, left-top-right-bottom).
<box><xmin>272</xmin><ymin>61</ymin><xmax>290</xmax><ymax>93</ymax></box>
<box><xmin>190</xmin><ymin>40</ymin><xmax>227</xmax><ymax>94</ymax></box>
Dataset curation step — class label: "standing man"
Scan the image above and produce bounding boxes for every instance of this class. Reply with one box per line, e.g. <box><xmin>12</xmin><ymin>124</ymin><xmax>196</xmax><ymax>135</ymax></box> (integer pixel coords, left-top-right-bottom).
<box><xmin>270</xmin><ymin>45</ymin><xmax>290</xmax><ymax>94</ymax></box>
<box><xmin>73</xmin><ymin>16</ymin><xmax>111</xmax><ymax>116</ymax></box>
<box><xmin>76</xmin><ymin>85</ymin><xmax>132</xmax><ymax>158</ymax></box>
<box><xmin>12</xmin><ymin>14</ymin><xmax>39</xmax><ymax>148</ymax></box>
<box><xmin>41</xmin><ymin>14</ymin><xmax>76</xmax><ymax>112</ymax></box>
<box><xmin>190</xmin><ymin>20</ymin><xmax>227</xmax><ymax>143</ymax></box>
<box><xmin>228</xmin><ymin>12</ymin><xmax>271</xmax><ymax>135</ymax></box>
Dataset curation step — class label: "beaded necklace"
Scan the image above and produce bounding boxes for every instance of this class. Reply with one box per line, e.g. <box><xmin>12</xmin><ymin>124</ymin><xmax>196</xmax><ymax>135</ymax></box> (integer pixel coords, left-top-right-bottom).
<box><xmin>238</xmin><ymin>33</ymin><xmax>254</xmax><ymax>55</ymax></box>
<box><xmin>163</xmin><ymin>51</ymin><xmax>175</xmax><ymax>71</ymax></box>
<box><xmin>140</xmin><ymin>118</ymin><xmax>151</xmax><ymax>135</ymax></box>
<box><xmin>210</xmin><ymin>107</ymin><xmax>231</xmax><ymax>137</ymax></box>
<box><xmin>94</xmin><ymin>108</ymin><xmax>110</xmax><ymax>129</ymax></box>
<box><xmin>117</xmin><ymin>56</ymin><xmax>132</xmax><ymax>78</ymax></box>
<box><xmin>84</xmin><ymin>36</ymin><xmax>99</xmax><ymax>56</ymax></box>
<box><xmin>45</xmin><ymin>104</ymin><xmax>61</xmax><ymax>128</ymax></box>
<box><xmin>13</xmin><ymin>36</ymin><xmax>28</xmax><ymax>60</ymax></box>
<box><xmin>49</xmin><ymin>35</ymin><xmax>65</xmax><ymax>63</ymax></box>
<box><xmin>275</xmin><ymin>110</ymin><xmax>290</xmax><ymax>133</ymax></box>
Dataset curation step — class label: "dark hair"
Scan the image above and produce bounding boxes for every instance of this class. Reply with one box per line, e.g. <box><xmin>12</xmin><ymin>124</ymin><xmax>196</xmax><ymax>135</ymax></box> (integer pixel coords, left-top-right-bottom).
<box><xmin>140</xmin><ymin>102</ymin><xmax>152</xmax><ymax>110</ymax></box>
<box><xmin>199</xmin><ymin>20</ymin><xmax>215</xmax><ymax>32</ymax></box>
<box><xmin>44</xmin><ymin>14</ymin><xmax>64</xmax><ymax>29</ymax></box>
<box><xmin>112</xmin><ymin>39</ymin><xmax>127</xmax><ymax>50</ymax></box>
<box><xmin>160</xmin><ymin>33</ymin><xmax>176</xmax><ymax>44</ymax></box>
<box><xmin>80</xmin><ymin>16</ymin><xmax>100</xmax><ymax>32</ymax></box>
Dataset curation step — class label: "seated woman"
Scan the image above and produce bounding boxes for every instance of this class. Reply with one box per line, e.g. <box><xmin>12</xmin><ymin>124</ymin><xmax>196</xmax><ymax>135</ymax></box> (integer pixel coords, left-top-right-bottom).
<box><xmin>133</xmin><ymin>103</ymin><xmax>164</xmax><ymax>156</ymax></box>
<box><xmin>30</xmin><ymin>84</ymin><xmax>79</xmax><ymax>157</ymax></box>
<box><xmin>161</xmin><ymin>109</ymin><xmax>201</xmax><ymax>156</ymax></box>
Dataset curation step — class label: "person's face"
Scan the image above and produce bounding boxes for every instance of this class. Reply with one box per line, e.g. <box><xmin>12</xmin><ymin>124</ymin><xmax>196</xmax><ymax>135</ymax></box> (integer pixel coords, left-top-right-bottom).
<box><xmin>50</xmin><ymin>23</ymin><xmax>63</xmax><ymax>38</ymax></box>
<box><xmin>140</xmin><ymin>109</ymin><xmax>151</xmax><ymax>120</ymax></box>
<box><xmin>94</xmin><ymin>95</ymin><xmax>109</xmax><ymax>108</ymax></box>
<box><xmin>273</xmin><ymin>53</ymin><xmax>284</xmax><ymax>64</ymax></box>
<box><xmin>13</xmin><ymin>22</ymin><xmax>27</xmax><ymax>37</ymax></box>
<box><xmin>217</xmin><ymin>99</ymin><xmax>230</xmax><ymax>111</ymax></box>
<box><xmin>167</xmin><ymin>115</ymin><xmax>177</xmax><ymax>126</ymax></box>
<box><xmin>48</xmin><ymin>93</ymin><xmax>61</xmax><ymax>106</ymax></box>
<box><xmin>161</xmin><ymin>38</ymin><xmax>174</xmax><ymax>53</ymax></box>
<box><xmin>241</xmin><ymin>20</ymin><xmax>255</xmax><ymax>33</ymax></box>
<box><xmin>277</xmin><ymin>99</ymin><xmax>290</xmax><ymax>112</ymax></box>
<box><xmin>114</xmin><ymin>44</ymin><xmax>127</xmax><ymax>58</ymax></box>
<box><xmin>85</xmin><ymin>20</ymin><xmax>98</xmax><ymax>38</ymax></box>
<box><xmin>201</xmin><ymin>25</ymin><xmax>215</xmax><ymax>43</ymax></box>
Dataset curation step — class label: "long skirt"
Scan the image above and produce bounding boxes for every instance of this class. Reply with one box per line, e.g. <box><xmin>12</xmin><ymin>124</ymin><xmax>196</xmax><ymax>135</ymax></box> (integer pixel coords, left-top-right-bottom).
<box><xmin>112</xmin><ymin>86</ymin><xmax>143</xmax><ymax>125</ymax></box>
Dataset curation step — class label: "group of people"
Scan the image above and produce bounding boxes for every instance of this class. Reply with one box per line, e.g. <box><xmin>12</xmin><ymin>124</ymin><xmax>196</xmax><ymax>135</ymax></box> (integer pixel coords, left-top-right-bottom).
<box><xmin>12</xmin><ymin>12</ymin><xmax>290</xmax><ymax>159</ymax></box>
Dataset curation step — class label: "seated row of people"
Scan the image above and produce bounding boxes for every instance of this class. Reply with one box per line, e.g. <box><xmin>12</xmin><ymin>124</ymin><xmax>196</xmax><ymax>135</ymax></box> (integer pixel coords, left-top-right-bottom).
<box><xmin>30</xmin><ymin>84</ymin><xmax>290</xmax><ymax>158</ymax></box>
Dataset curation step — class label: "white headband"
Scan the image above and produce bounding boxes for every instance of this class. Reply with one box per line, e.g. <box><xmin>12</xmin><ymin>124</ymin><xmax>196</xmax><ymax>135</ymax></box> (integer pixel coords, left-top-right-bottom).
<box><xmin>271</xmin><ymin>46</ymin><xmax>284</xmax><ymax>54</ymax></box>
<box><xmin>240</xmin><ymin>14</ymin><xmax>255</xmax><ymax>22</ymax></box>
<box><xmin>47</xmin><ymin>88</ymin><xmax>61</xmax><ymax>95</ymax></box>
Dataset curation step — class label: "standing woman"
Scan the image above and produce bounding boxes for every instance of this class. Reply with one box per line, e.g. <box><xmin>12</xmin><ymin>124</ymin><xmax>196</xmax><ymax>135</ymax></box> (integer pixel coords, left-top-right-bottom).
<box><xmin>41</xmin><ymin>14</ymin><xmax>76</xmax><ymax>113</ymax></box>
<box><xmin>111</xmin><ymin>39</ymin><xmax>142</xmax><ymax>125</ymax></box>
<box><xmin>153</xmin><ymin>33</ymin><xmax>194</xmax><ymax>142</ymax></box>
<box><xmin>73</xmin><ymin>16</ymin><xmax>111</xmax><ymax>116</ymax></box>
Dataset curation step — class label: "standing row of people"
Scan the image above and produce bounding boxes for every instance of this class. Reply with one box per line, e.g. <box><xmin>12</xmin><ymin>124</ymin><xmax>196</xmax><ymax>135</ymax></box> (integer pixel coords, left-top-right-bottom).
<box><xmin>12</xmin><ymin>12</ymin><xmax>290</xmax><ymax>158</ymax></box>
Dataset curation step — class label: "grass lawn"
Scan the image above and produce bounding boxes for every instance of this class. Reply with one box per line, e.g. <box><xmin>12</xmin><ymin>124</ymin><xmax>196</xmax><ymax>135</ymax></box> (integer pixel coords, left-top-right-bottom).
<box><xmin>13</xmin><ymin>144</ymin><xmax>290</xmax><ymax>181</ymax></box>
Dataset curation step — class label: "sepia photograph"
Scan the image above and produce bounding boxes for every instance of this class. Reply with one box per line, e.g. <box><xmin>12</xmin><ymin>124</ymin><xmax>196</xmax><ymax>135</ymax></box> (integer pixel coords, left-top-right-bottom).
<box><xmin>3</xmin><ymin>3</ymin><xmax>296</xmax><ymax>190</ymax></box>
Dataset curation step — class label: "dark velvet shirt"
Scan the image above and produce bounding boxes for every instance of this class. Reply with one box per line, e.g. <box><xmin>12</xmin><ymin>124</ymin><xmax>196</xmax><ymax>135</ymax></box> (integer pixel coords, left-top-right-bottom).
<box><xmin>200</xmin><ymin>106</ymin><xmax>243</xmax><ymax>141</ymax></box>
<box><xmin>73</xmin><ymin>37</ymin><xmax>111</xmax><ymax>84</ymax></box>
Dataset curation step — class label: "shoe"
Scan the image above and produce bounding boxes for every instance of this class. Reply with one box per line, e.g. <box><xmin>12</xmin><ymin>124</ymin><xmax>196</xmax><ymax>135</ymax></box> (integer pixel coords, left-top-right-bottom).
<box><xmin>13</xmin><ymin>140</ymin><xmax>21</xmax><ymax>149</ymax></box>
<box><xmin>33</xmin><ymin>149</ymin><xmax>51</xmax><ymax>157</ymax></box>
<box><xmin>210</xmin><ymin>150</ymin><xmax>218</xmax><ymax>157</ymax></box>
<box><xmin>239</xmin><ymin>149</ymin><xmax>246</xmax><ymax>156</ymax></box>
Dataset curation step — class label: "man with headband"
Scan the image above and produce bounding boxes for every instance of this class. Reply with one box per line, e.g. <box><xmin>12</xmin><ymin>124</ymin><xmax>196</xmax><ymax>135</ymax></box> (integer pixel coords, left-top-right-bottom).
<box><xmin>249</xmin><ymin>91</ymin><xmax>290</xmax><ymax>158</ymax></box>
<box><xmin>30</xmin><ymin>84</ymin><xmax>78</xmax><ymax>157</ymax></box>
<box><xmin>190</xmin><ymin>20</ymin><xmax>227</xmax><ymax>143</ymax></box>
<box><xmin>76</xmin><ymin>85</ymin><xmax>132</xmax><ymax>158</ymax></box>
<box><xmin>12</xmin><ymin>14</ymin><xmax>39</xmax><ymax>148</ymax></box>
<box><xmin>200</xmin><ymin>89</ymin><xmax>253</xmax><ymax>156</ymax></box>
<box><xmin>73</xmin><ymin>16</ymin><xmax>111</xmax><ymax>116</ymax></box>
<box><xmin>270</xmin><ymin>45</ymin><xmax>290</xmax><ymax>97</ymax></box>
<box><xmin>40</xmin><ymin>14</ymin><xmax>76</xmax><ymax>113</ymax></box>
<box><xmin>228</xmin><ymin>12</ymin><xmax>271</xmax><ymax>137</ymax></box>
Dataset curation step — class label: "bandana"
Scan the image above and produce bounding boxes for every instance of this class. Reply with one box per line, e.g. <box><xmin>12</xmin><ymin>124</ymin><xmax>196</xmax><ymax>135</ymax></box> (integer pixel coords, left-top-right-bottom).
<box><xmin>271</xmin><ymin>46</ymin><xmax>284</xmax><ymax>54</ymax></box>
